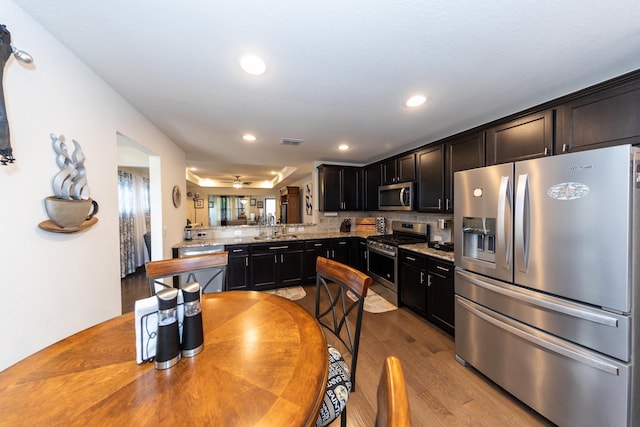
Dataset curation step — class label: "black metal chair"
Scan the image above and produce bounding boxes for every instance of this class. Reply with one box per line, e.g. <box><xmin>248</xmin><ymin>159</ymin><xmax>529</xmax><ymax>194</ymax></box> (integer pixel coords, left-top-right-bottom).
<box><xmin>314</xmin><ymin>256</ymin><xmax>372</xmax><ymax>427</ymax></box>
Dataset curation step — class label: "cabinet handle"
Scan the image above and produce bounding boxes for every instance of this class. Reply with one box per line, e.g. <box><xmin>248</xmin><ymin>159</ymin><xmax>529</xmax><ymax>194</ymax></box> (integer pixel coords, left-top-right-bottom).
<box><xmin>544</xmin><ymin>147</ymin><xmax>549</xmax><ymax>156</ymax></box>
<box><xmin>438</xmin><ymin>199</ymin><xmax>442</xmax><ymax>210</ymax></box>
<box><xmin>445</xmin><ymin>199</ymin><xmax>450</xmax><ymax>210</ymax></box>
<box><xmin>427</xmin><ymin>274</ymin><xmax>432</xmax><ymax>287</ymax></box>
<box><xmin>436</xmin><ymin>265</ymin><xmax>450</xmax><ymax>272</ymax></box>
<box><xmin>274</xmin><ymin>255</ymin><xmax>278</xmax><ymax>263</ymax></box>
<box><xmin>281</xmin><ymin>254</ymin><xmax>284</xmax><ymax>263</ymax></box>
<box><xmin>338</xmin><ymin>241</ymin><xmax>347</xmax><ymax>245</ymax></box>
<box><xmin>269</xmin><ymin>245</ymin><xmax>288</xmax><ymax>250</ymax></box>
<box><xmin>406</xmin><ymin>256</ymin><xmax>416</xmax><ymax>261</ymax></box>
<box><xmin>332</xmin><ymin>250</ymin><xmax>335</xmax><ymax>258</ymax></box>
<box><xmin>245</xmin><ymin>258</ymin><xmax>248</xmax><ymax>267</ymax></box>
<box><xmin>232</xmin><ymin>249</ymin><xmax>243</xmax><ymax>253</ymax></box>
<box><xmin>314</xmin><ymin>243</ymin><xmax>323</xmax><ymax>247</ymax></box>
<box><xmin>562</xmin><ymin>143</ymin><xmax>569</xmax><ymax>153</ymax></box>
<box><xmin>420</xmin><ymin>271</ymin><xmax>424</xmax><ymax>284</ymax></box>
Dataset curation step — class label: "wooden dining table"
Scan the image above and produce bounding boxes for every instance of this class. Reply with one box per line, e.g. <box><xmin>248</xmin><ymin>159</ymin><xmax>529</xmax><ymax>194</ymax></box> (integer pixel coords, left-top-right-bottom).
<box><xmin>0</xmin><ymin>291</ymin><xmax>328</xmax><ymax>426</ymax></box>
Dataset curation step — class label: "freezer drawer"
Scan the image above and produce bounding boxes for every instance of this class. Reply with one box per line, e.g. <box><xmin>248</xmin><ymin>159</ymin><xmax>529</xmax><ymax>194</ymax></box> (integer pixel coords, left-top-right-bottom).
<box><xmin>456</xmin><ymin>269</ymin><xmax>630</xmax><ymax>361</ymax></box>
<box><xmin>455</xmin><ymin>295</ymin><xmax>631</xmax><ymax>427</ymax></box>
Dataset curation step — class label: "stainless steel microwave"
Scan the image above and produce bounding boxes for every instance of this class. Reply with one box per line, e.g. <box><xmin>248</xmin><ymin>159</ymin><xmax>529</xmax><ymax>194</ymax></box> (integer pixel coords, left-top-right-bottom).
<box><xmin>378</xmin><ymin>182</ymin><xmax>415</xmax><ymax>211</ymax></box>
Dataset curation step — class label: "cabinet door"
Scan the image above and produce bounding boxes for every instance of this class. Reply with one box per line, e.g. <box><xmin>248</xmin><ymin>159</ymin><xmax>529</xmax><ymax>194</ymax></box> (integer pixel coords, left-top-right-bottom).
<box><xmin>330</xmin><ymin>239</ymin><xmax>351</xmax><ymax>265</ymax></box>
<box><xmin>486</xmin><ymin>110</ymin><xmax>553</xmax><ymax>165</ymax></box>
<box><xmin>355</xmin><ymin>238</ymin><xmax>367</xmax><ymax>271</ymax></box>
<box><xmin>381</xmin><ymin>158</ymin><xmax>397</xmax><ymax>185</ymax></box>
<box><xmin>399</xmin><ymin>251</ymin><xmax>427</xmax><ymax>316</ymax></box>
<box><xmin>251</xmin><ymin>251</ymin><xmax>278</xmax><ymax>288</ymax></box>
<box><xmin>280</xmin><ymin>249</ymin><xmax>304</xmax><ymax>286</ymax></box>
<box><xmin>304</xmin><ymin>240</ymin><xmax>329</xmax><ymax>283</ymax></box>
<box><xmin>416</xmin><ymin>144</ymin><xmax>444</xmax><ymax>212</ymax></box>
<box><xmin>226</xmin><ymin>245</ymin><xmax>251</xmax><ymax>290</ymax></box>
<box><xmin>363</xmin><ymin>163</ymin><xmax>381</xmax><ymax>211</ymax></box>
<box><xmin>318</xmin><ymin>166</ymin><xmax>342</xmax><ymax>211</ymax></box>
<box><xmin>444</xmin><ymin>133</ymin><xmax>485</xmax><ymax>212</ymax></box>
<box><xmin>427</xmin><ymin>259</ymin><xmax>455</xmax><ymax>334</ymax></box>
<box><xmin>397</xmin><ymin>153</ymin><xmax>416</xmax><ymax>182</ymax></box>
<box><xmin>341</xmin><ymin>167</ymin><xmax>361</xmax><ymax>210</ymax></box>
<box><xmin>557</xmin><ymin>79</ymin><xmax>640</xmax><ymax>153</ymax></box>
<box><xmin>228</xmin><ymin>255</ymin><xmax>250</xmax><ymax>290</ymax></box>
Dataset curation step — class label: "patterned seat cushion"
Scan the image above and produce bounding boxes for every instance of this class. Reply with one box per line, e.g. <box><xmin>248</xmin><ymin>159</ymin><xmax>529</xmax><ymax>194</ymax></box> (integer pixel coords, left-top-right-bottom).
<box><xmin>315</xmin><ymin>344</ymin><xmax>352</xmax><ymax>427</ymax></box>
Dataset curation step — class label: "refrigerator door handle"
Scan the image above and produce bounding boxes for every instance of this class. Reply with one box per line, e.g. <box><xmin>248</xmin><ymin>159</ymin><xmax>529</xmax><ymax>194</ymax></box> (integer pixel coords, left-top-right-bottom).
<box><xmin>457</xmin><ymin>269</ymin><xmax>619</xmax><ymax>328</ymax></box>
<box><xmin>515</xmin><ymin>174</ymin><xmax>530</xmax><ymax>273</ymax></box>
<box><xmin>497</xmin><ymin>175</ymin><xmax>511</xmax><ymax>269</ymax></box>
<box><xmin>457</xmin><ymin>297</ymin><xmax>620</xmax><ymax>376</ymax></box>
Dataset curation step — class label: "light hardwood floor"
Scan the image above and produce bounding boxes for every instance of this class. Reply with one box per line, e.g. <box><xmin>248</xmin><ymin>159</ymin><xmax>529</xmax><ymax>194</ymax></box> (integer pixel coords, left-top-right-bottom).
<box><xmin>121</xmin><ymin>275</ymin><xmax>554</xmax><ymax>426</ymax></box>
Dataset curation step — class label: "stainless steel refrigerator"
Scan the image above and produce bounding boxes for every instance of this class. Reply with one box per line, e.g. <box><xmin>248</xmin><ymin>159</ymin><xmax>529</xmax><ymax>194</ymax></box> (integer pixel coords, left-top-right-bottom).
<box><xmin>454</xmin><ymin>144</ymin><xmax>639</xmax><ymax>427</ymax></box>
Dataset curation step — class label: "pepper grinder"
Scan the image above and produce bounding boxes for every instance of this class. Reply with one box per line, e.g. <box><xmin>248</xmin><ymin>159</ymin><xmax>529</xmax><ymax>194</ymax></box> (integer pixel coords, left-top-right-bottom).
<box><xmin>181</xmin><ymin>282</ymin><xmax>204</xmax><ymax>357</ymax></box>
<box><xmin>155</xmin><ymin>288</ymin><xmax>180</xmax><ymax>369</ymax></box>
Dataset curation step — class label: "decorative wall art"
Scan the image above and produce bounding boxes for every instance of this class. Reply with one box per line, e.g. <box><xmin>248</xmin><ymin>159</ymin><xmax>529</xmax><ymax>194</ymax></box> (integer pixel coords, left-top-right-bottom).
<box><xmin>305</xmin><ymin>183</ymin><xmax>312</xmax><ymax>215</ymax></box>
<box><xmin>39</xmin><ymin>134</ymin><xmax>99</xmax><ymax>233</ymax></box>
<box><xmin>194</xmin><ymin>199</ymin><xmax>204</xmax><ymax>209</ymax></box>
<box><xmin>0</xmin><ymin>24</ymin><xmax>33</xmax><ymax>165</ymax></box>
<box><xmin>172</xmin><ymin>185</ymin><xmax>181</xmax><ymax>208</ymax></box>
<box><xmin>257</xmin><ymin>201</ymin><xmax>264</xmax><ymax>209</ymax></box>
<box><xmin>250</xmin><ymin>198</ymin><xmax>256</xmax><ymax>206</ymax></box>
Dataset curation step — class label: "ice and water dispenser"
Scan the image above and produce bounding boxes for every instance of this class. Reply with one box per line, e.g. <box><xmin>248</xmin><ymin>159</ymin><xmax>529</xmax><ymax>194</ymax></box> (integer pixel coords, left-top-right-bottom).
<box><xmin>461</xmin><ymin>217</ymin><xmax>496</xmax><ymax>263</ymax></box>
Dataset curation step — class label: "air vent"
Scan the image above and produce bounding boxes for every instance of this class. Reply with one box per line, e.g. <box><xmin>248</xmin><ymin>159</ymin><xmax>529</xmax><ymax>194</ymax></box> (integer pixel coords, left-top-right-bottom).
<box><xmin>281</xmin><ymin>137</ymin><xmax>304</xmax><ymax>146</ymax></box>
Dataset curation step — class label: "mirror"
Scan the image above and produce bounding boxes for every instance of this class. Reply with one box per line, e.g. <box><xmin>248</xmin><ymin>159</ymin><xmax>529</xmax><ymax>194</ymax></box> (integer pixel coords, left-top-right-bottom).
<box><xmin>186</xmin><ymin>190</ymin><xmax>278</xmax><ymax>227</ymax></box>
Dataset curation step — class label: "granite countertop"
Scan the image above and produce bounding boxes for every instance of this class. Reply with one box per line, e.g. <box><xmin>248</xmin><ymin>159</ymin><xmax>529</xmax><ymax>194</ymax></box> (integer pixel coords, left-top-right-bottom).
<box><xmin>174</xmin><ymin>231</ymin><xmax>456</xmax><ymax>262</ymax></box>
<box><xmin>173</xmin><ymin>230</ymin><xmax>377</xmax><ymax>249</ymax></box>
<box><xmin>399</xmin><ymin>243</ymin><xmax>455</xmax><ymax>262</ymax></box>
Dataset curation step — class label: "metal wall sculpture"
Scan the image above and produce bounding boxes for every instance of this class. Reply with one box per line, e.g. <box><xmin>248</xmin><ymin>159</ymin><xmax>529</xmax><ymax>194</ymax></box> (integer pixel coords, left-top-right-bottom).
<box><xmin>0</xmin><ymin>24</ymin><xmax>33</xmax><ymax>165</ymax></box>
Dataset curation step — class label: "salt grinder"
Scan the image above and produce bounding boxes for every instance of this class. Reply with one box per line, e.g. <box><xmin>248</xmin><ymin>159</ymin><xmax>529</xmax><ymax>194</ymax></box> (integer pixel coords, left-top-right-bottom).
<box><xmin>181</xmin><ymin>282</ymin><xmax>204</xmax><ymax>357</ymax></box>
<box><xmin>155</xmin><ymin>288</ymin><xmax>180</xmax><ymax>369</ymax></box>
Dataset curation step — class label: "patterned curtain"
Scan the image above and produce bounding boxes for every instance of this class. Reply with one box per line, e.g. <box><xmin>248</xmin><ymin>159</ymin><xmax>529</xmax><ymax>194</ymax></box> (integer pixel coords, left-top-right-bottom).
<box><xmin>119</xmin><ymin>171</ymin><xmax>150</xmax><ymax>278</ymax></box>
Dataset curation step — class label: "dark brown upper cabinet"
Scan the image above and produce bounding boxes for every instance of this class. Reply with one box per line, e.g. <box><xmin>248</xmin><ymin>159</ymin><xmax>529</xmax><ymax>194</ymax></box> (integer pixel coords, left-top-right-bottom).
<box><xmin>363</xmin><ymin>163</ymin><xmax>382</xmax><ymax>211</ymax></box>
<box><xmin>382</xmin><ymin>153</ymin><xmax>416</xmax><ymax>185</ymax></box>
<box><xmin>416</xmin><ymin>144</ymin><xmax>444</xmax><ymax>212</ymax></box>
<box><xmin>557</xmin><ymin>79</ymin><xmax>640</xmax><ymax>153</ymax></box>
<box><xmin>444</xmin><ymin>132</ymin><xmax>485</xmax><ymax>212</ymax></box>
<box><xmin>317</xmin><ymin>164</ymin><xmax>361</xmax><ymax>211</ymax></box>
<box><xmin>486</xmin><ymin>110</ymin><xmax>554</xmax><ymax>165</ymax></box>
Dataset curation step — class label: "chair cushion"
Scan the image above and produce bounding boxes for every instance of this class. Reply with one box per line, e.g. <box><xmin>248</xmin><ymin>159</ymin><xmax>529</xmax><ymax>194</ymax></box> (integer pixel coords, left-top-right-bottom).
<box><xmin>315</xmin><ymin>344</ymin><xmax>352</xmax><ymax>427</ymax></box>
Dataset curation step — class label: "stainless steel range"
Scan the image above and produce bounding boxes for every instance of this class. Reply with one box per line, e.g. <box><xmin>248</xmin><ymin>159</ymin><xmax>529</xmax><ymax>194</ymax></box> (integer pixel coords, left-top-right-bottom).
<box><xmin>367</xmin><ymin>220</ymin><xmax>429</xmax><ymax>305</ymax></box>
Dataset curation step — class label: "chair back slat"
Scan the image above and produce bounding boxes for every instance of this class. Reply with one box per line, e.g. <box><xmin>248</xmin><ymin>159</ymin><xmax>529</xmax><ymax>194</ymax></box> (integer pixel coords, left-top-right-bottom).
<box><xmin>145</xmin><ymin>252</ymin><xmax>228</xmax><ymax>295</ymax></box>
<box><xmin>376</xmin><ymin>356</ymin><xmax>411</xmax><ymax>427</ymax></box>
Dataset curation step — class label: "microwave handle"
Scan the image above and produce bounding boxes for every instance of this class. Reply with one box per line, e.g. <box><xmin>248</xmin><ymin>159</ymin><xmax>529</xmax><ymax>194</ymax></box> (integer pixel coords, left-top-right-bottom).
<box><xmin>400</xmin><ymin>187</ymin><xmax>406</xmax><ymax>206</ymax></box>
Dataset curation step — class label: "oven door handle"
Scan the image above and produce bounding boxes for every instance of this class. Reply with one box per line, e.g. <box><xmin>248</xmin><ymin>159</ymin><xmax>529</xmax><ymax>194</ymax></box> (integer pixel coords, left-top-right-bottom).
<box><xmin>367</xmin><ymin>244</ymin><xmax>396</xmax><ymax>258</ymax></box>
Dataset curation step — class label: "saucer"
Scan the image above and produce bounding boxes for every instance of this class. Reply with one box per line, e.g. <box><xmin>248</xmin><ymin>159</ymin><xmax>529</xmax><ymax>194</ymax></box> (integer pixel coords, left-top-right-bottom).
<box><xmin>39</xmin><ymin>217</ymin><xmax>98</xmax><ymax>233</ymax></box>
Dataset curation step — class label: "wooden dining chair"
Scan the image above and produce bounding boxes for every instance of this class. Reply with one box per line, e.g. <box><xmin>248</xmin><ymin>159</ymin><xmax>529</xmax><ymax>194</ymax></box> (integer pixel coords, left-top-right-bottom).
<box><xmin>376</xmin><ymin>356</ymin><xmax>411</xmax><ymax>427</ymax></box>
<box><xmin>145</xmin><ymin>252</ymin><xmax>228</xmax><ymax>296</ymax></box>
<box><xmin>314</xmin><ymin>256</ymin><xmax>372</xmax><ymax>427</ymax></box>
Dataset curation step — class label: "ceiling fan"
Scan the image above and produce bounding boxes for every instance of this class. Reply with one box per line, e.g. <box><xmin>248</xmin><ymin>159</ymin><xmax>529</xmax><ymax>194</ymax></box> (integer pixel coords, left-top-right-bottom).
<box><xmin>223</xmin><ymin>175</ymin><xmax>252</xmax><ymax>188</ymax></box>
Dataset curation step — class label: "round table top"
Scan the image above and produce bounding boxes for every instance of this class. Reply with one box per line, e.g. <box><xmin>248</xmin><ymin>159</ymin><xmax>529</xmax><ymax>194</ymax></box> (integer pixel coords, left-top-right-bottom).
<box><xmin>0</xmin><ymin>291</ymin><xmax>328</xmax><ymax>426</ymax></box>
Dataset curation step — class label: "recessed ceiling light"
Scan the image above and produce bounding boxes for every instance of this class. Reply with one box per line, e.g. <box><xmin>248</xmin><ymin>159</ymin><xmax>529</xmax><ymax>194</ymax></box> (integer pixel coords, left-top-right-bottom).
<box><xmin>243</xmin><ymin>134</ymin><xmax>257</xmax><ymax>142</ymax></box>
<box><xmin>338</xmin><ymin>144</ymin><xmax>350</xmax><ymax>151</ymax></box>
<box><xmin>406</xmin><ymin>95</ymin><xmax>426</xmax><ymax>107</ymax></box>
<box><xmin>239</xmin><ymin>54</ymin><xmax>266</xmax><ymax>75</ymax></box>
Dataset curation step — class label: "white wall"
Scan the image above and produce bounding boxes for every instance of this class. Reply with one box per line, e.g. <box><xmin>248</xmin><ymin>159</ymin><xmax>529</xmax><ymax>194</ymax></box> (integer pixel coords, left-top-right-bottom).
<box><xmin>0</xmin><ymin>1</ymin><xmax>187</xmax><ymax>370</ymax></box>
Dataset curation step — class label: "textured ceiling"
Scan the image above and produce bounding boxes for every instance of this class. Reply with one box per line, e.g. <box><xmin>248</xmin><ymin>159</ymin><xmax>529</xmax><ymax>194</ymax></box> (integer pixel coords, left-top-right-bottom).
<box><xmin>13</xmin><ymin>0</ymin><xmax>640</xmax><ymax>188</ymax></box>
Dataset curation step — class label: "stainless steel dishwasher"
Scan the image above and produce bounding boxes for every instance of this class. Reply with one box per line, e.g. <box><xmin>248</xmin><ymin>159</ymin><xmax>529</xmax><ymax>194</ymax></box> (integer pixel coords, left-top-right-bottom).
<box><xmin>176</xmin><ymin>245</ymin><xmax>226</xmax><ymax>293</ymax></box>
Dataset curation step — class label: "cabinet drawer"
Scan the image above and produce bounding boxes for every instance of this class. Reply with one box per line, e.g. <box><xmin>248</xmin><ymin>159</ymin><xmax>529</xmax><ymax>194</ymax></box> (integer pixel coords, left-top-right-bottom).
<box><xmin>428</xmin><ymin>258</ymin><xmax>453</xmax><ymax>279</ymax></box>
<box><xmin>305</xmin><ymin>240</ymin><xmax>329</xmax><ymax>249</ymax></box>
<box><xmin>225</xmin><ymin>245</ymin><xmax>249</xmax><ymax>257</ymax></box>
<box><xmin>252</xmin><ymin>242</ymin><xmax>305</xmax><ymax>254</ymax></box>
<box><xmin>400</xmin><ymin>250</ymin><xmax>426</xmax><ymax>266</ymax></box>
